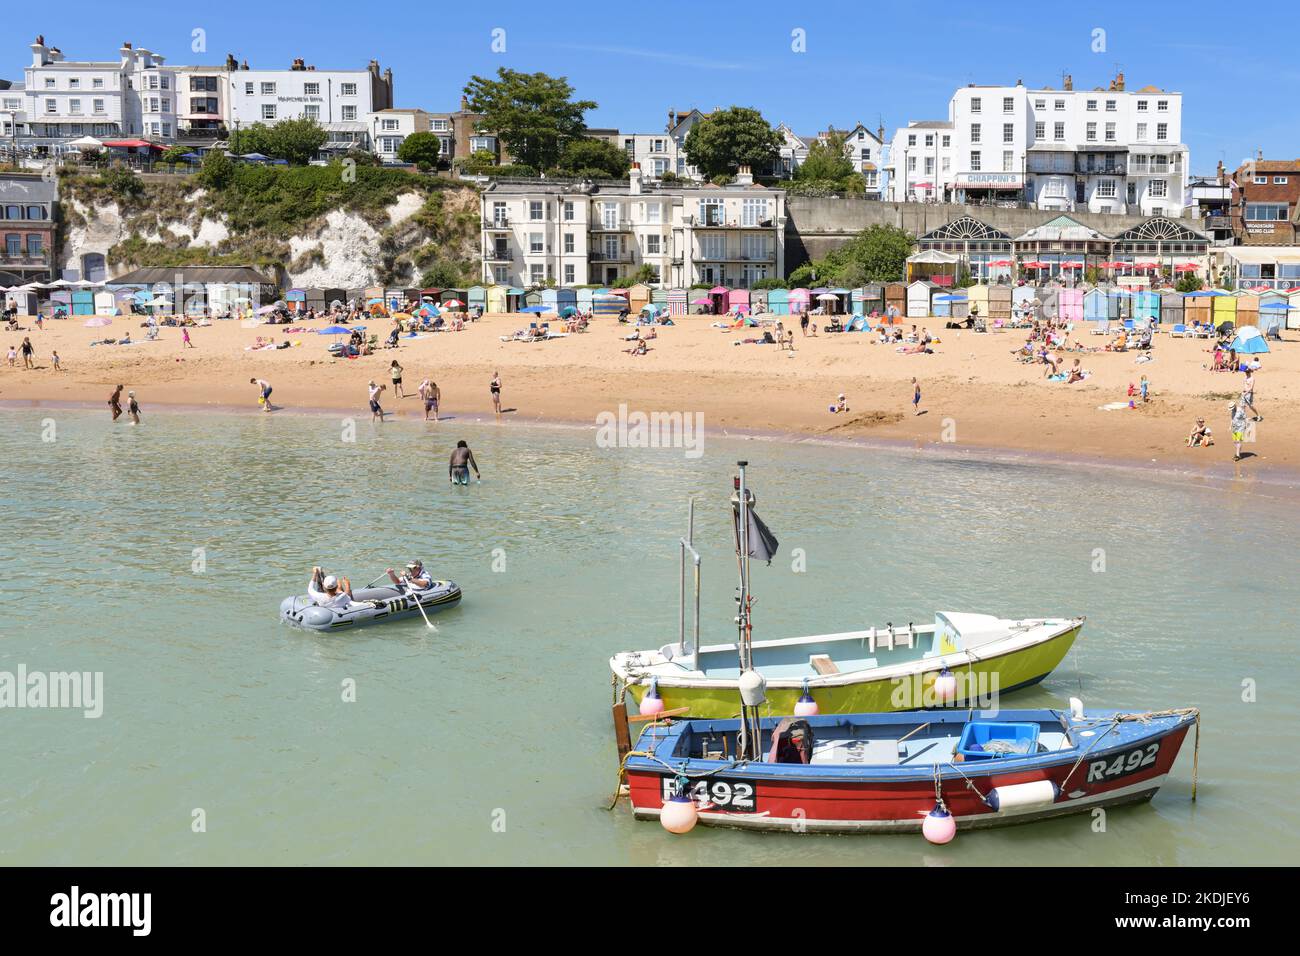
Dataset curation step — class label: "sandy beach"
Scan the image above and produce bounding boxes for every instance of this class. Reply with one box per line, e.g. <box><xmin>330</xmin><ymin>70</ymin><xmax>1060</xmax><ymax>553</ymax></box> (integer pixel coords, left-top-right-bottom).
<box><xmin>3</xmin><ymin>311</ymin><xmax>1297</xmax><ymax>474</ymax></box>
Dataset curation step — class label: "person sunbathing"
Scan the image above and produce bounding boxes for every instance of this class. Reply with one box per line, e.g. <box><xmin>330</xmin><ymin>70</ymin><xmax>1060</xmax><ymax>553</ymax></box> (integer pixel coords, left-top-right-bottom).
<box><xmin>1108</xmin><ymin>331</ymin><xmax>1128</xmax><ymax>352</ymax></box>
<box><xmin>1065</xmin><ymin>359</ymin><xmax>1085</xmax><ymax>383</ymax></box>
<box><xmin>627</xmin><ymin>338</ymin><xmax>649</xmax><ymax>356</ymax></box>
<box><xmin>1186</xmin><ymin>419</ymin><xmax>1214</xmax><ymax>447</ymax></box>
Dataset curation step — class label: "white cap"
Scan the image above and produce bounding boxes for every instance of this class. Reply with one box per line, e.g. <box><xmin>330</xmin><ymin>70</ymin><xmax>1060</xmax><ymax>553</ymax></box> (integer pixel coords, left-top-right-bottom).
<box><xmin>322</xmin><ymin>575</ymin><xmax>338</xmax><ymax>589</ymax></box>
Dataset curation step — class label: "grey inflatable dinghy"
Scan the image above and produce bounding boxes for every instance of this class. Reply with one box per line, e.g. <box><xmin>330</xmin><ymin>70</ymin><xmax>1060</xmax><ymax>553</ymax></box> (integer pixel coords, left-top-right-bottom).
<box><xmin>280</xmin><ymin>580</ymin><xmax>462</xmax><ymax>631</ymax></box>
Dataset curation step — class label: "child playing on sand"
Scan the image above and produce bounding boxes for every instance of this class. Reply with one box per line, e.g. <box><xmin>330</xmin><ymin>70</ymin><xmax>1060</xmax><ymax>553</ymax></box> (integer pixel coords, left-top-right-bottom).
<box><xmin>250</xmin><ymin>377</ymin><xmax>273</xmax><ymax>412</ymax></box>
<box><xmin>1139</xmin><ymin>375</ymin><xmax>1150</xmax><ymax>404</ymax></box>
<box><xmin>369</xmin><ymin>381</ymin><xmax>386</xmax><ymax>422</ymax></box>
<box><xmin>6</xmin><ymin>344</ymin><xmax>15</xmax><ymax>367</ymax></box>
<box><xmin>829</xmin><ymin>394</ymin><xmax>848</xmax><ymax>414</ymax></box>
<box><xmin>911</xmin><ymin>378</ymin><xmax>923</xmax><ymax>416</ymax></box>
<box><xmin>1229</xmin><ymin>402</ymin><xmax>1248</xmax><ymax>461</ymax></box>
<box><xmin>52</xmin><ymin>350</ymin><xmax>63</xmax><ymax>372</ymax></box>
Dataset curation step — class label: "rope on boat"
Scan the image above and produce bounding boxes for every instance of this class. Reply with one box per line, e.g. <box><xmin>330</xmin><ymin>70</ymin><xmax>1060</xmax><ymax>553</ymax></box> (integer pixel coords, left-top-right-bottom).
<box><xmin>1057</xmin><ymin>707</ymin><xmax>1200</xmax><ymax>797</ymax></box>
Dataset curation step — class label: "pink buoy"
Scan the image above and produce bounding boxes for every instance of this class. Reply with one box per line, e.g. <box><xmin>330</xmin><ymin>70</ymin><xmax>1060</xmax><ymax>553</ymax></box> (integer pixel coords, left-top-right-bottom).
<box><xmin>639</xmin><ymin>679</ymin><xmax>665</xmax><ymax>717</ymax></box>
<box><xmin>933</xmin><ymin>666</ymin><xmax>958</xmax><ymax>704</ymax></box>
<box><xmin>922</xmin><ymin>803</ymin><xmax>956</xmax><ymax>844</ymax></box>
<box><xmin>794</xmin><ymin>679</ymin><xmax>820</xmax><ymax>717</ymax></box>
<box><xmin>660</xmin><ymin>794</ymin><xmax>699</xmax><ymax>834</ymax></box>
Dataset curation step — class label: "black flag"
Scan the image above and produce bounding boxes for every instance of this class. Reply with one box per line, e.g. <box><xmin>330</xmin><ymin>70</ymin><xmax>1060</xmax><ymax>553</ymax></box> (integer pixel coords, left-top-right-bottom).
<box><xmin>733</xmin><ymin>499</ymin><xmax>780</xmax><ymax>565</ymax></box>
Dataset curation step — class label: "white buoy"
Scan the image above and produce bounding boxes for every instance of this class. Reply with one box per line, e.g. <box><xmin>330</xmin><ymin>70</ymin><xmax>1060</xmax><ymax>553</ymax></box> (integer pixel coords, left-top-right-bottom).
<box><xmin>922</xmin><ymin>803</ymin><xmax>957</xmax><ymax>844</ymax></box>
<box><xmin>660</xmin><ymin>794</ymin><xmax>699</xmax><ymax>834</ymax></box>
<box><xmin>794</xmin><ymin>678</ymin><xmax>820</xmax><ymax>717</ymax></box>
<box><xmin>1069</xmin><ymin>696</ymin><xmax>1085</xmax><ymax>720</ymax></box>
<box><xmin>738</xmin><ymin>668</ymin><xmax>767</xmax><ymax>707</ymax></box>
<box><xmin>639</xmin><ymin>679</ymin><xmax>665</xmax><ymax>717</ymax></box>
<box><xmin>933</xmin><ymin>666</ymin><xmax>958</xmax><ymax>704</ymax></box>
<box><xmin>988</xmin><ymin>780</ymin><xmax>1059</xmax><ymax>812</ymax></box>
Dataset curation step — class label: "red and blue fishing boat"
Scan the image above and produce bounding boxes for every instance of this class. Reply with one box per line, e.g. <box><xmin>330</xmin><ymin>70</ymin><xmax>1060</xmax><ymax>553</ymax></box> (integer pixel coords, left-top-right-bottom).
<box><xmin>625</xmin><ymin>704</ymin><xmax>1200</xmax><ymax>837</ymax></box>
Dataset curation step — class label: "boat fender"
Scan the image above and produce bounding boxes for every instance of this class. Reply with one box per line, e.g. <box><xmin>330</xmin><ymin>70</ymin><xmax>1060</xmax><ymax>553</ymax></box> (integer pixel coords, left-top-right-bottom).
<box><xmin>794</xmin><ymin>678</ymin><xmax>820</xmax><ymax>717</ymax></box>
<box><xmin>738</xmin><ymin>668</ymin><xmax>767</xmax><ymax>707</ymax></box>
<box><xmin>922</xmin><ymin>803</ymin><xmax>956</xmax><ymax>844</ymax></box>
<box><xmin>933</xmin><ymin>666</ymin><xmax>958</xmax><ymax>704</ymax></box>
<box><xmin>661</xmin><ymin>793</ymin><xmax>699</xmax><ymax>833</ymax></box>
<box><xmin>639</xmin><ymin>678</ymin><xmax>666</xmax><ymax>717</ymax></box>
<box><xmin>987</xmin><ymin>780</ymin><xmax>1060</xmax><ymax>812</ymax></box>
<box><xmin>1069</xmin><ymin>697</ymin><xmax>1085</xmax><ymax>720</ymax></box>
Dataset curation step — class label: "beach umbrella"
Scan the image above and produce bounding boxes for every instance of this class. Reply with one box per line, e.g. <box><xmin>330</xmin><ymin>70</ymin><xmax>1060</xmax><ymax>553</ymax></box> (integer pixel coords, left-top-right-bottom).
<box><xmin>316</xmin><ymin>324</ymin><xmax>361</xmax><ymax>335</ymax></box>
<box><xmin>708</xmin><ymin>286</ymin><xmax>727</xmax><ymax>294</ymax></box>
<box><xmin>560</xmin><ymin>306</ymin><xmax>577</xmax><ymax>317</ymax></box>
<box><xmin>442</xmin><ymin>299</ymin><xmax>463</xmax><ymax>308</ymax></box>
<box><xmin>990</xmin><ymin>260</ymin><xmax>1013</xmax><ymax>267</ymax></box>
<box><xmin>934</xmin><ymin>294</ymin><xmax>968</xmax><ymax>302</ymax></box>
<box><xmin>1175</xmin><ymin>263</ymin><xmax>1199</xmax><ymax>273</ymax></box>
<box><xmin>690</xmin><ymin>298</ymin><xmax>711</xmax><ymax>305</ymax></box>
<box><xmin>256</xmin><ymin>304</ymin><xmax>279</xmax><ymax>315</ymax></box>
<box><xmin>816</xmin><ymin>292</ymin><xmax>838</xmax><ymax>300</ymax></box>
<box><xmin>519</xmin><ymin>305</ymin><xmax>550</xmax><ymax>313</ymax></box>
<box><xmin>392</xmin><ymin>312</ymin><xmax>413</xmax><ymax>320</ymax></box>
<box><xmin>1060</xmin><ymin>262</ymin><xmax>1083</xmax><ymax>270</ymax></box>
<box><xmin>1230</xmin><ymin>325</ymin><xmax>1269</xmax><ymax>353</ymax></box>
<box><xmin>84</xmin><ymin>317</ymin><xmax>112</xmax><ymax>327</ymax></box>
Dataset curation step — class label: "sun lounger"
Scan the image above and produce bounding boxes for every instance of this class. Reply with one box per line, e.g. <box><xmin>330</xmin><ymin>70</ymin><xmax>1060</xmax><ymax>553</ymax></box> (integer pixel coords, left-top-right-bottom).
<box><xmin>1169</xmin><ymin>324</ymin><xmax>1187</xmax><ymax>338</ymax></box>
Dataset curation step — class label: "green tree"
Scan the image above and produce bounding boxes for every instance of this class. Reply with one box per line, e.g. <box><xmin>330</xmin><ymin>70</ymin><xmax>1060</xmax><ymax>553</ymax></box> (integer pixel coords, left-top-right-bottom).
<box><xmin>421</xmin><ymin>260</ymin><xmax>466</xmax><ymax>288</ymax></box>
<box><xmin>100</xmin><ymin>165</ymin><xmax>142</xmax><ymax>199</ymax></box>
<box><xmin>197</xmin><ymin>149</ymin><xmax>235</xmax><ymax>190</ymax></box>
<box><xmin>795</xmin><ymin>131</ymin><xmax>854</xmax><ymax>183</ymax></box>
<box><xmin>683</xmin><ymin>107</ymin><xmax>782</xmax><ymax>179</ymax></box>
<box><xmin>161</xmin><ymin>145</ymin><xmax>191</xmax><ymax>165</ymax></box>
<box><xmin>554</xmin><ymin>137</ymin><xmax>629</xmax><ymax>179</ymax></box>
<box><xmin>796</xmin><ymin>224</ymin><xmax>914</xmax><ymax>285</ymax></box>
<box><xmin>463</xmin><ymin>68</ymin><xmax>596</xmax><ymax>172</ymax></box>
<box><xmin>1175</xmin><ymin>273</ymin><xmax>1204</xmax><ymax>293</ymax></box>
<box><xmin>266</xmin><ymin>118</ymin><xmax>328</xmax><ymax>166</ymax></box>
<box><xmin>227</xmin><ymin>122</ymin><xmax>274</xmax><ymax>157</ymax></box>
<box><xmin>397</xmin><ymin>131</ymin><xmax>442</xmax><ymax>170</ymax></box>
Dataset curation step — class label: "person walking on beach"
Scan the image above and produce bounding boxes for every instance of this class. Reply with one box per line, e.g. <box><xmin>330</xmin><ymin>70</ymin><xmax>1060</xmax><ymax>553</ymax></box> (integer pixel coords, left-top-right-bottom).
<box><xmin>390</xmin><ymin>360</ymin><xmax>405</xmax><ymax>398</ymax></box>
<box><xmin>368</xmin><ymin>381</ymin><xmax>386</xmax><ymax>422</ymax></box>
<box><xmin>1229</xmin><ymin>402</ymin><xmax>1248</xmax><ymax>462</ymax></box>
<box><xmin>182</xmin><ymin>327</ymin><xmax>194</xmax><ymax>349</ymax></box>
<box><xmin>490</xmin><ymin>371</ymin><xmax>502</xmax><ymax>417</ymax></box>
<box><xmin>800</xmin><ymin>310</ymin><xmax>810</xmax><ymax>337</ymax></box>
<box><xmin>419</xmin><ymin>378</ymin><xmax>441</xmax><ymax>422</ymax></box>
<box><xmin>109</xmin><ymin>384</ymin><xmax>124</xmax><ymax>421</ymax></box>
<box><xmin>52</xmin><ymin>350</ymin><xmax>63</xmax><ymax>372</ymax></box>
<box><xmin>1241</xmin><ymin>368</ymin><xmax>1260</xmax><ymax>422</ymax></box>
<box><xmin>250</xmin><ymin>377</ymin><xmax>273</xmax><ymax>412</ymax></box>
<box><xmin>911</xmin><ymin>377</ymin><xmax>923</xmax><ymax>416</ymax></box>
<box><xmin>6</xmin><ymin>344</ymin><xmax>16</xmax><ymax>367</ymax></box>
<box><xmin>449</xmin><ymin>440</ymin><xmax>480</xmax><ymax>485</ymax></box>
<box><xmin>20</xmin><ymin>336</ymin><xmax>34</xmax><ymax>370</ymax></box>
<box><xmin>126</xmin><ymin>390</ymin><xmax>141</xmax><ymax>425</ymax></box>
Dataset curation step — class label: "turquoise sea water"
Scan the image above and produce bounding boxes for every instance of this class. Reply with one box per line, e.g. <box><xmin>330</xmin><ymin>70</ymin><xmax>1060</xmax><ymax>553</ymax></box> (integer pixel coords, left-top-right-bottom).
<box><xmin>0</xmin><ymin>406</ymin><xmax>1294</xmax><ymax>865</ymax></box>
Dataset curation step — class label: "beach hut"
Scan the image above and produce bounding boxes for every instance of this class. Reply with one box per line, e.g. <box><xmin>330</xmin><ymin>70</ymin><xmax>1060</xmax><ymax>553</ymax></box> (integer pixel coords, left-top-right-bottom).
<box><xmin>93</xmin><ymin>290</ymin><xmax>116</xmax><ymax>315</ymax></box>
<box><xmin>1258</xmin><ymin>301</ymin><xmax>1288</xmax><ymax>337</ymax></box>
<box><xmin>767</xmin><ymin>288</ymin><xmax>789</xmax><ymax>315</ymax></box>
<box><xmin>1158</xmin><ymin>291</ymin><xmax>1183</xmax><ymax>329</ymax></box>
<box><xmin>46</xmin><ymin>290</ymin><xmax>73</xmax><ymax>319</ymax></box>
<box><xmin>788</xmin><ymin>287</ymin><xmax>811</xmax><ymax>315</ymax></box>
<box><xmin>1038</xmin><ymin>287</ymin><xmax>1060</xmax><ymax>321</ymax></box>
<box><xmin>576</xmin><ymin>287</ymin><xmax>594</xmax><ymax>313</ymax></box>
<box><xmin>727</xmin><ymin>288</ymin><xmax>751</xmax><ymax>314</ymax></box>
<box><xmin>1084</xmin><ymin>288</ymin><xmax>1108</xmax><ymax>322</ymax></box>
<box><xmin>750</xmin><ymin>289</ymin><xmax>769</xmax><ymax>315</ymax></box>
<box><xmin>851</xmin><ymin>288</ymin><xmax>866</xmax><ymax>317</ymax></box>
<box><xmin>1258</xmin><ymin>290</ymin><xmax>1286</xmax><ymax>314</ymax></box>
<box><xmin>440</xmin><ymin>288</ymin><xmax>467</xmax><ymax>308</ymax></box>
<box><xmin>1058</xmin><ymin>287</ymin><xmax>1084</xmax><ymax>323</ymax></box>
<box><xmin>667</xmin><ymin>288</ymin><xmax>687</xmax><ymax>316</ymax></box>
<box><xmin>523</xmin><ymin>289</ymin><xmax>544</xmax><ymax>309</ymax></box>
<box><xmin>541</xmin><ymin>288</ymin><xmax>559</xmax><ymax>313</ymax></box>
<box><xmin>1212</xmin><ymin>294</ymin><xmax>1238</xmax><ymax>328</ymax></box>
<box><xmin>907</xmin><ymin>280</ymin><xmax>933</xmax><ymax>318</ymax></box>
<box><xmin>965</xmin><ymin>284</ymin><xmax>990</xmax><ymax>321</ymax></box>
<box><xmin>1184</xmin><ymin>293</ymin><xmax>1211</xmax><ymax>331</ymax></box>
<box><xmin>884</xmin><ymin>282</ymin><xmax>906</xmax><ymax>320</ymax></box>
<box><xmin>860</xmin><ymin>284</ymin><xmax>885</xmax><ymax>318</ymax></box>
<box><xmin>468</xmin><ymin>285</ymin><xmax>487</xmax><ymax>312</ymax></box>
<box><xmin>486</xmin><ymin>285</ymin><xmax>508</xmax><ymax>314</ymax></box>
<box><xmin>592</xmin><ymin>293</ymin><xmax>623</xmax><ymax>317</ymax></box>
<box><xmin>830</xmin><ymin>288</ymin><xmax>852</xmax><ymax>315</ymax></box>
<box><xmin>930</xmin><ymin>289</ymin><xmax>952</xmax><ymax>318</ymax></box>
<box><xmin>285</xmin><ymin>288</ymin><xmax>306</xmax><ymax>312</ymax></box>
<box><xmin>1134</xmin><ymin>290</ymin><xmax>1161</xmax><ymax>323</ymax></box>
<box><xmin>1287</xmin><ymin>289</ymin><xmax>1300</xmax><ymax>330</ymax></box>
<box><xmin>705</xmin><ymin>285</ymin><xmax>728</xmax><ymax>314</ymax></box>
<box><xmin>650</xmin><ymin>288</ymin><xmax>668</xmax><ymax>311</ymax></box>
<box><xmin>71</xmin><ymin>288</ymin><xmax>96</xmax><ymax>316</ymax></box>
<box><xmin>628</xmin><ymin>283</ymin><xmax>652</xmax><ymax>314</ymax></box>
<box><xmin>988</xmin><ymin>285</ymin><xmax>1012</xmax><ymax>323</ymax></box>
<box><xmin>1012</xmin><ymin>284</ymin><xmax>1037</xmax><ymax>320</ymax></box>
<box><xmin>1106</xmin><ymin>288</ymin><xmax>1131</xmax><ymax>322</ymax></box>
<box><xmin>1235</xmin><ymin>293</ymin><xmax>1260</xmax><ymax>330</ymax></box>
<box><xmin>556</xmin><ymin>287</ymin><xmax>577</xmax><ymax>314</ymax></box>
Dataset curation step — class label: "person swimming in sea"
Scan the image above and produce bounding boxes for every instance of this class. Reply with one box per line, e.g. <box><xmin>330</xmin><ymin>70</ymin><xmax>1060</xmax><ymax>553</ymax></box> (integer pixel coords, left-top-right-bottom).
<box><xmin>449</xmin><ymin>440</ymin><xmax>480</xmax><ymax>485</ymax></box>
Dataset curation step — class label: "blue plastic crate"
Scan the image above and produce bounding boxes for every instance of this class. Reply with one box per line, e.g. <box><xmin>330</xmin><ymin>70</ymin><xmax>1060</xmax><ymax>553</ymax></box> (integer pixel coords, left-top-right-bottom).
<box><xmin>956</xmin><ymin>721</ymin><xmax>1040</xmax><ymax>760</ymax></box>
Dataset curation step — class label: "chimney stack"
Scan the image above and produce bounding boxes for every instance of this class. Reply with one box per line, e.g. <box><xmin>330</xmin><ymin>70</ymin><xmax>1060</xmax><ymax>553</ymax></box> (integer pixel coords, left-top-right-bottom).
<box><xmin>629</xmin><ymin>163</ymin><xmax>642</xmax><ymax>195</ymax></box>
<box><xmin>668</xmin><ymin>109</ymin><xmax>676</xmax><ymax>131</ymax></box>
<box><xmin>460</xmin><ymin>94</ymin><xmax>468</xmax><ymax>112</ymax></box>
<box><xmin>1216</xmin><ymin>159</ymin><xmax>1225</xmax><ymax>183</ymax></box>
<box><xmin>31</xmin><ymin>37</ymin><xmax>48</xmax><ymax>68</ymax></box>
<box><xmin>734</xmin><ymin>164</ymin><xmax>754</xmax><ymax>186</ymax></box>
<box><xmin>119</xmin><ymin>42</ymin><xmax>136</xmax><ymax>69</ymax></box>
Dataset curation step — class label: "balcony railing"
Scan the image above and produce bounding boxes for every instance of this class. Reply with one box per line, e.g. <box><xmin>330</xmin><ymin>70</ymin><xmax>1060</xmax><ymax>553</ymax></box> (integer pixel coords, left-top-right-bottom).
<box><xmin>686</xmin><ymin>215</ymin><xmax>774</xmax><ymax>228</ymax></box>
<box><xmin>1129</xmin><ymin>161</ymin><xmax>1181</xmax><ymax>176</ymax></box>
<box><xmin>1077</xmin><ymin>161</ymin><xmax>1126</xmax><ymax>176</ymax></box>
<box><xmin>589</xmin><ymin>220</ymin><xmax>633</xmax><ymax>231</ymax></box>
<box><xmin>484</xmin><ymin>250</ymin><xmax>515</xmax><ymax>262</ymax></box>
<box><xmin>0</xmin><ymin>252</ymin><xmax>49</xmax><ymax>265</ymax></box>
<box><xmin>590</xmin><ymin>251</ymin><xmax>632</xmax><ymax>262</ymax></box>
<box><xmin>485</xmin><ymin>217</ymin><xmax>512</xmax><ymax>229</ymax></box>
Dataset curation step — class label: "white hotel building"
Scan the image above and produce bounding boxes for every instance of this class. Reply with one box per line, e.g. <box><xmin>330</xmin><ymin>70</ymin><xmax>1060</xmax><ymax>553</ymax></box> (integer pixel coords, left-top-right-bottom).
<box><xmin>886</xmin><ymin>74</ymin><xmax>1189</xmax><ymax>216</ymax></box>
<box><xmin>480</xmin><ymin>166</ymin><xmax>785</xmax><ymax>288</ymax></box>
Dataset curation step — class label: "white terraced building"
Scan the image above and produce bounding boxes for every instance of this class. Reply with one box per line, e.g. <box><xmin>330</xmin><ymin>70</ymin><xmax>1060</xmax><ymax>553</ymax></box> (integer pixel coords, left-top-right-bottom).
<box><xmin>886</xmin><ymin>73</ymin><xmax>1190</xmax><ymax>216</ymax></box>
<box><xmin>479</xmin><ymin>165</ymin><xmax>785</xmax><ymax>288</ymax></box>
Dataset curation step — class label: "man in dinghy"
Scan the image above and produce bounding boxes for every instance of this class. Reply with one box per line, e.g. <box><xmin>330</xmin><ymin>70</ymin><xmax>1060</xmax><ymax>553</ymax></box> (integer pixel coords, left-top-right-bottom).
<box><xmin>387</xmin><ymin>561</ymin><xmax>432</xmax><ymax>592</ymax></box>
<box><xmin>309</xmin><ymin>567</ymin><xmax>355</xmax><ymax>609</ymax></box>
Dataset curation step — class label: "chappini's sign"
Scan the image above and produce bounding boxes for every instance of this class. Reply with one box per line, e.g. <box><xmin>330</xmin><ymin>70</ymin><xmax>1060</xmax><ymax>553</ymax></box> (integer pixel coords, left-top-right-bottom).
<box><xmin>955</xmin><ymin>172</ymin><xmax>1024</xmax><ymax>188</ymax></box>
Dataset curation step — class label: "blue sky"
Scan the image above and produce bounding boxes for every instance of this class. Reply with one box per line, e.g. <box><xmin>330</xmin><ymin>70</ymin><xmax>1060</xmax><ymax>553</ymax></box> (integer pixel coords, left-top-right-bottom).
<box><xmin>6</xmin><ymin>0</ymin><xmax>1298</xmax><ymax>172</ymax></box>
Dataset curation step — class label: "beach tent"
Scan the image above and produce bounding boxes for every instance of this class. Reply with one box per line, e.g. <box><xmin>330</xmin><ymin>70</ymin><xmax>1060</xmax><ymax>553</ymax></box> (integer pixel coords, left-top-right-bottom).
<box><xmin>486</xmin><ymin>286</ymin><xmax>507</xmax><ymax>313</ymax></box>
<box><xmin>728</xmin><ymin>288</ymin><xmax>751</xmax><ymax>314</ymax></box>
<box><xmin>541</xmin><ymin>288</ymin><xmax>559</xmax><ymax>312</ymax></box>
<box><xmin>663</xmin><ymin>288</ymin><xmax>685</xmax><ymax>316</ymax></box>
<box><xmin>1134</xmin><ymin>290</ymin><xmax>1161</xmax><ymax>323</ymax></box>
<box><xmin>1058</xmin><ymin>287</ymin><xmax>1084</xmax><ymax>322</ymax></box>
<box><xmin>766</xmin><ymin>288</ymin><xmax>789</xmax><ymax>315</ymax></box>
<box><xmin>1235</xmin><ymin>293</ymin><xmax>1260</xmax><ymax>329</ymax></box>
<box><xmin>468</xmin><ymin>285</ymin><xmax>487</xmax><ymax>311</ymax></box>
<box><xmin>884</xmin><ymin>282</ymin><xmax>906</xmax><ymax>319</ymax></box>
<box><xmin>576</xmin><ymin>287</ymin><xmax>594</xmax><ymax>313</ymax></box>
<box><xmin>750</xmin><ymin>289</ymin><xmax>769</xmax><ymax>314</ymax></box>
<box><xmin>1212</xmin><ymin>294</ymin><xmax>1238</xmax><ymax>327</ymax></box>
<box><xmin>556</xmin><ymin>287</ymin><xmax>577</xmax><ymax>312</ymax></box>
<box><xmin>1084</xmin><ymin>288</ymin><xmax>1108</xmax><ymax>321</ymax></box>
<box><xmin>988</xmin><ymin>285</ymin><xmax>1012</xmax><ymax>323</ymax></box>
<box><xmin>860</xmin><ymin>284</ymin><xmax>885</xmax><ymax>317</ymax></box>
<box><xmin>592</xmin><ymin>293</ymin><xmax>624</xmax><ymax>317</ymax></box>
<box><xmin>907</xmin><ymin>281</ymin><xmax>934</xmax><ymax>318</ymax></box>
<box><xmin>1160</xmin><ymin>291</ymin><xmax>1183</xmax><ymax>327</ymax></box>
<box><xmin>1230</xmin><ymin>325</ymin><xmax>1270</xmax><ymax>354</ymax></box>
<box><xmin>628</xmin><ymin>283</ymin><xmax>652</xmax><ymax>314</ymax></box>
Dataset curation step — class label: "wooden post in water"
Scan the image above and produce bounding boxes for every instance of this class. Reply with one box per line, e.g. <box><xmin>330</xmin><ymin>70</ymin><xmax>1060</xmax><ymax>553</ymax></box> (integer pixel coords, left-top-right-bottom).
<box><xmin>612</xmin><ymin>702</ymin><xmax>632</xmax><ymax>763</ymax></box>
